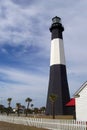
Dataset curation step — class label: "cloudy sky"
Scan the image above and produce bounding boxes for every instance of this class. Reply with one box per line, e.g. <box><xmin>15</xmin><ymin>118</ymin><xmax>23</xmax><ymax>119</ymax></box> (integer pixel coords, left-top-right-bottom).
<box><xmin>0</xmin><ymin>0</ymin><xmax>87</xmax><ymax>108</ymax></box>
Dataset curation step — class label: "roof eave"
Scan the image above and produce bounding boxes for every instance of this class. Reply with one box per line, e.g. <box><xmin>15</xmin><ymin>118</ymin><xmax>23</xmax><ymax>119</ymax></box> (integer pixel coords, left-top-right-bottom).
<box><xmin>73</xmin><ymin>81</ymin><xmax>87</xmax><ymax>97</ymax></box>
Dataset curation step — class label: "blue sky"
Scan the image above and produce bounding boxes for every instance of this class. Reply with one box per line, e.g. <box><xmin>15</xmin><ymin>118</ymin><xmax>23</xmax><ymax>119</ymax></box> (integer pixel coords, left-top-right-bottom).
<box><xmin>0</xmin><ymin>0</ymin><xmax>87</xmax><ymax>108</ymax></box>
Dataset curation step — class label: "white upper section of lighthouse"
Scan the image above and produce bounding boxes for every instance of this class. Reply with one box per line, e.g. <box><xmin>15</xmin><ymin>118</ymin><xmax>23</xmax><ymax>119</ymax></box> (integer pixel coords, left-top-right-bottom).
<box><xmin>50</xmin><ymin>38</ymin><xmax>66</xmax><ymax>66</ymax></box>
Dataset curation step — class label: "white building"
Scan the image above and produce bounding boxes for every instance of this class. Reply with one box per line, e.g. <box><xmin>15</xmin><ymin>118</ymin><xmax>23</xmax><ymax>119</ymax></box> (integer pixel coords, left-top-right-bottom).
<box><xmin>74</xmin><ymin>81</ymin><xmax>87</xmax><ymax>121</ymax></box>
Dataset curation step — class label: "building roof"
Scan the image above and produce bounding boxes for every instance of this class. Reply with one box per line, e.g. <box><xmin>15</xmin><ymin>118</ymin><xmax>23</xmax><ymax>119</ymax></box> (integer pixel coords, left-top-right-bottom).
<box><xmin>74</xmin><ymin>81</ymin><xmax>87</xmax><ymax>97</ymax></box>
<box><xmin>66</xmin><ymin>98</ymin><xmax>75</xmax><ymax>106</ymax></box>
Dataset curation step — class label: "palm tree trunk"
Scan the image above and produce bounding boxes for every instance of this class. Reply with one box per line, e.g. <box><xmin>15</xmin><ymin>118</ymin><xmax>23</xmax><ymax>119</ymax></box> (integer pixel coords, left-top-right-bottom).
<box><xmin>26</xmin><ymin>109</ymin><xmax>27</xmax><ymax>117</ymax></box>
<box><xmin>52</xmin><ymin>102</ymin><xmax>55</xmax><ymax>119</ymax></box>
<box><xmin>26</xmin><ymin>102</ymin><xmax>30</xmax><ymax>116</ymax></box>
<box><xmin>17</xmin><ymin>106</ymin><xmax>20</xmax><ymax>116</ymax></box>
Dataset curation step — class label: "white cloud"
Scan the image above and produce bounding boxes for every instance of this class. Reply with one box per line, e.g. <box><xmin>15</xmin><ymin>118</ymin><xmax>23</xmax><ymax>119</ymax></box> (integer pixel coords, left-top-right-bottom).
<box><xmin>0</xmin><ymin>66</ymin><xmax>48</xmax><ymax>85</ymax></box>
<box><xmin>0</xmin><ymin>66</ymin><xmax>48</xmax><ymax>107</ymax></box>
<box><xmin>0</xmin><ymin>0</ymin><xmax>51</xmax><ymax>59</ymax></box>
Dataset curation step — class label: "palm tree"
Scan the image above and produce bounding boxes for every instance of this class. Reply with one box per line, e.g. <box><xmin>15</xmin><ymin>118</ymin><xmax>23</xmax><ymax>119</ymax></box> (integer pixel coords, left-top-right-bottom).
<box><xmin>40</xmin><ymin>106</ymin><xmax>46</xmax><ymax>114</ymax></box>
<box><xmin>7</xmin><ymin>98</ymin><xmax>12</xmax><ymax>115</ymax></box>
<box><xmin>31</xmin><ymin>104</ymin><xmax>34</xmax><ymax>114</ymax></box>
<box><xmin>34</xmin><ymin>107</ymin><xmax>39</xmax><ymax>114</ymax></box>
<box><xmin>49</xmin><ymin>94</ymin><xmax>57</xmax><ymax>119</ymax></box>
<box><xmin>7</xmin><ymin>98</ymin><xmax>12</xmax><ymax>108</ymax></box>
<box><xmin>31</xmin><ymin>104</ymin><xmax>34</xmax><ymax>108</ymax></box>
<box><xmin>25</xmin><ymin>97</ymin><xmax>32</xmax><ymax>116</ymax></box>
<box><xmin>16</xmin><ymin>103</ymin><xmax>21</xmax><ymax>116</ymax></box>
<box><xmin>31</xmin><ymin>104</ymin><xmax>34</xmax><ymax>110</ymax></box>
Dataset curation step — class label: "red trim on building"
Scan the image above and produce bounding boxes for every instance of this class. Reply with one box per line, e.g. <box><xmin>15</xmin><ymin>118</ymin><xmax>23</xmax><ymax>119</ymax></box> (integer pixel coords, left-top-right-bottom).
<box><xmin>66</xmin><ymin>98</ymin><xmax>75</xmax><ymax>106</ymax></box>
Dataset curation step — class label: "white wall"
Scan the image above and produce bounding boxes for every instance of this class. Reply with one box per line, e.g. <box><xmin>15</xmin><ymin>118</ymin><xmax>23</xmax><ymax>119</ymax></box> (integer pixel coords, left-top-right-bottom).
<box><xmin>76</xmin><ymin>84</ymin><xmax>87</xmax><ymax>121</ymax></box>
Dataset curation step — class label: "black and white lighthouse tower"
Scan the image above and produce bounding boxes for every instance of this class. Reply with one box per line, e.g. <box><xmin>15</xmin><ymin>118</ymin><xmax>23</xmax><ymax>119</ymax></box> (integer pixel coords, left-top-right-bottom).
<box><xmin>46</xmin><ymin>16</ymin><xmax>70</xmax><ymax>115</ymax></box>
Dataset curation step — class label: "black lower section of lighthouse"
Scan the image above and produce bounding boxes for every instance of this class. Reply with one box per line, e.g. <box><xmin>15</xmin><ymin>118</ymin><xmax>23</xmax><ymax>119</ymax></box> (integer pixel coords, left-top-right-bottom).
<box><xmin>46</xmin><ymin>16</ymin><xmax>70</xmax><ymax>115</ymax></box>
<box><xmin>46</xmin><ymin>65</ymin><xmax>70</xmax><ymax>115</ymax></box>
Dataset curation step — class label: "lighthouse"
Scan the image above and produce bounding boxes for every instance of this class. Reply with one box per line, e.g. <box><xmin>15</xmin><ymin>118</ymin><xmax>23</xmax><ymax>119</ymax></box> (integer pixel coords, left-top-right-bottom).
<box><xmin>46</xmin><ymin>16</ymin><xmax>70</xmax><ymax>115</ymax></box>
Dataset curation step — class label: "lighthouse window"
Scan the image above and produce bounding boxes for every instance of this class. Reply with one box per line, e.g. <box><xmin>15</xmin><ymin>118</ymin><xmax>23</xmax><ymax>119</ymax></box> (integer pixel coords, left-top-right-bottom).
<box><xmin>52</xmin><ymin>17</ymin><xmax>61</xmax><ymax>24</ymax></box>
